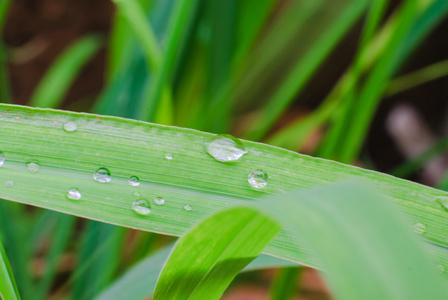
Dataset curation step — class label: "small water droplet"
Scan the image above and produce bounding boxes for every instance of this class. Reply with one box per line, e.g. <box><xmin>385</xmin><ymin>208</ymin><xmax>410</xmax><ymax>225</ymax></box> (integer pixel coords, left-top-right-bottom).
<box><xmin>435</xmin><ymin>196</ymin><xmax>448</xmax><ymax>211</ymax></box>
<box><xmin>205</xmin><ymin>134</ymin><xmax>247</xmax><ymax>162</ymax></box>
<box><xmin>183</xmin><ymin>204</ymin><xmax>192</xmax><ymax>211</ymax></box>
<box><xmin>0</xmin><ymin>152</ymin><xmax>5</xmax><ymax>167</ymax></box>
<box><xmin>165</xmin><ymin>153</ymin><xmax>173</xmax><ymax>160</ymax></box>
<box><xmin>128</xmin><ymin>176</ymin><xmax>140</xmax><ymax>186</ymax></box>
<box><xmin>5</xmin><ymin>180</ymin><xmax>13</xmax><ymax>187</ymax></box>
<box><xmin>437</xmin><ymin>264</ymin><xmax>446</xmax><ymax>273</ymax></box>
<box><xmin>26</xmin><ymin>161</ymin><xmax>40</xmax><ymax>173</ymax></box>
<box><xmin>133</xmin><ymin>191</ymin><xmax>141</xmax><ymax>197</ymax></box>
<box><xmin>93</xmin><ymin>168</ymin><xmax>111</xmax><ymax>183</ymax></box>
<box><xmin>63</xmin><ymin>121</ymin><xmax>77</xmax><ymax>132</ymax></box>
<box><xmin>132</xmin><ymin>199</ymin><xmax>151</xmax><ymax>215</ymax></box>
<box><xmin>248</xmin><ymin>169</ymin><xmax>268</xmax><ymax>188</ymax></box>
<box><xmin>66</xmin><ymin>188</ymin><xmax>81</xmax><ymax>200</ymax></box>
<box><xmin>413</xmin><ymin>223</ymin><xmax>426</xmax><ymax>234</ymax></box>
<box><xmin>154</xmin><ymin>196</ymin><xmax>165</xmax><ymax>205</ymax></box>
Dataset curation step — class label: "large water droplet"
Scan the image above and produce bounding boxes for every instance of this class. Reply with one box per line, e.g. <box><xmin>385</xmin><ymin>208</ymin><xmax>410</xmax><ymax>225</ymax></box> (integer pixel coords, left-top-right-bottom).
<box><xmin>165</xmin><ymin>153</ymin><xmax>173</xmax><ymax>160</ymax></box>
<box><xmin>66</xmin><ymin>188</ymin><xmax>82</xmax><ymax>200</ymax></box>
<box><xmin>413</xmin><ymin>223</ymin><xmax>426</xmax><ymax>234</ymax></box>
<box><xmin>154</xmin><ymin>196</ymin><xmax>165</xmax><ymax>205</ymax></box>
<box><xmin>0</xmin><ymin>152</ymin><xmax>5</xmax><ymax>167</ymax></box>
<box><xmin>26</xmin><ymin>161</ymin><xmax>40</xmax><ymax>173</ymax></box>
<box><xmin>5</xmin><ymin>180</ymin><xmax>13</xmax><ymax>187</ymax></box>
<box><xmin>63</xmin><ymin>121</ymin><xmax>77</xmax><ymax>132</ymax></box>
<box><xmin>128</xmin><ymin>176</ymin><xmax>140</xmax><ymax>187</ymax></box>
<box><xmin>205</xmin><ymin>134</ymin><xmax>247</xmax><ymax>162</ymax></box>
<box><xmin>93</xmin><ymin>168</ymin><xmax>111</xmax><ymax>183</ymax></box>
<box><xmin>248</xmin><ymin>169</ymin><xmax>268</xmax><ymax>188</ymax></box>
<box><xmin>183</xmin><ymin>204</ymin><xmax>192</xmax><ymax>211</ymax></box>
<box><xmin>132</xmin><ymin>199</ymin><xmax>151</xmax><ymax>215</ymax></box>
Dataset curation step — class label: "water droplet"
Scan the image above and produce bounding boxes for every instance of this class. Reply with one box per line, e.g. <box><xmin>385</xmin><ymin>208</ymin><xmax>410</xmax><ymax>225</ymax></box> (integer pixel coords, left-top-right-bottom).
<box><xmin>154</xmin><ymin>196</ymin><xmax>165</xmax><ymax>205</ymax></box>
<box><xmin>0</xmin><ymin>152</ymin><xmax>5</xmax><ymax>167</ymax></box>
<box><xmin>435</xmin><ymin>196</ymin><xmax>448</xmax><ymax>211</ymax></box>
<box><xmin>26</xmin><ymin>161</ymin><xmax>40</xmax><ymax>173</ymax></box>
<box><xmin>165</xmin><ymin>153</ymin><xmax>173</xmax><ymax>160</ymax></box>
<box><xmin>128</xmin><ymin>176</ymin><xmax>140</xmax><ymax>187</ymax></box>
<box><xmin>248</xmin><ymin>169</ymin><xmax>268</xmax><ymax>188</ymax></box>
<box><xmin>183</xmin><ymin>204</ymin><xmax>192</xmax><ymax>211</ymax></box>
<box><xmin>205</xmin><ymin>134</ymin><xmax>247</xmax><ymax>162</ymax></box>
<box><xmin>93</xmin><ymin>168</ymin><xmax>111</xmax><ymax>183</ymax></box>
<box><xmin>63</xmin><ymin>121</ymin><xmax>77</xmax><ymax>132</ymax></box>
<box><xmin>66</xmin><ymin>188</ymin><xmax>81</xmax><ymax>200</ymax></box>
<box><xmin>437</xmin><ymin>264</ymin><xmax>446</xmax><ymax>273</ymax></box>
<box><xmin>5</xmin><ymin>180</ymin><xmax>13</xmax><ymax>187</ymax></box>
<box><xmin>413</xmin><ymin>223</ymin><xmax>426</xmax><ymax>234</ymax></box>
<box><xmin>133</xmin><ymin>191</ymin><xmax>141</xmax><ymax>197</ymax></box>
<box><xmin>132</xmin><ymin>199</ymin><xmax>151</xmax><ymax>215</ymax></box>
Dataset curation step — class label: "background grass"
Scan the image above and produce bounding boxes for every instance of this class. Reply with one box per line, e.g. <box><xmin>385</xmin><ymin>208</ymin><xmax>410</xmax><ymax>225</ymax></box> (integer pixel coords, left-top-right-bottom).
<box><xmin>0</xmin><ymin>0</ymin><xmax>447</xmax><ymax>299</ymax></box>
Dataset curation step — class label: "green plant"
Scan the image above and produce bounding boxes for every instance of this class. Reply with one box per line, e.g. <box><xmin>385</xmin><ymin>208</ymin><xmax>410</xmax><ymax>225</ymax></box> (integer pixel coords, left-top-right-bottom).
<box><xmin>0</xmin><ymin>0</ymin><xmax>447</xmax><ymax>299</ymax></box>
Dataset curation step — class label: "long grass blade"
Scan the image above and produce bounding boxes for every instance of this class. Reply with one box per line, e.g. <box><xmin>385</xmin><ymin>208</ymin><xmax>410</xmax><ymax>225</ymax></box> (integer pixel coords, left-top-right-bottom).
<box><xmin>153</xmin><ymin>207</ymin><xmax>280</xmax><ymax>299</ymax></box>
<box><xmin>96</xmin><ymin>244</ymin><xmax>297</xmax><ymax>300</ymax></box>
<box><xmin>1</xmin><ymin>104</ymin><xmax>448</xmax><ymax>273</ymax></box>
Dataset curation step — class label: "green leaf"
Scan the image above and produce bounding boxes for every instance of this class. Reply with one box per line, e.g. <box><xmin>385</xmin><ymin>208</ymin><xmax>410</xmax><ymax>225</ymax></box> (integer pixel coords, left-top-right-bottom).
<box><xmin>254</xmin><ymin>181</ymin><xmax>448</xmax><ymax>299</ymax></box>
<box><xmin>153</xmin><ymin>207</ymin><xmax>280</xmax><ymax>299</ymax></box>
<box><xmin>0</xmin><ymin>238</ymin><xmax>21</xmax><ymax>300</ymax></box>
<box><xmin>29</xmin><ymin>35</ymin><xmax>102</xmax><ymax>109</ymax></box>
<box><xmin>96</xmin><ymin>244</ymin><xmax>296</xmax><ymax>300</ymax></box>
<box><xmin>1</xmin><ymin>103</ymin><xmax>448</xmax><ymax>273</ymax></box>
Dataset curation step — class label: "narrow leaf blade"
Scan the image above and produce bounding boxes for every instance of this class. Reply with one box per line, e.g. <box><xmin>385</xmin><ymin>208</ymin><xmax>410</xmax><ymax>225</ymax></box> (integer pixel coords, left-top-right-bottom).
<box><xmin>153</xmin><ymin>207</ymin><xmax>280</xmax><ymax>299</ymax></box>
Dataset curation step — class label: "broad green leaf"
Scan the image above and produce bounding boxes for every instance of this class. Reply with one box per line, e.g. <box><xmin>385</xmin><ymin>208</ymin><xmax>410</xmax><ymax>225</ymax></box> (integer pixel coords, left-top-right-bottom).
<box><xmin>254</xmin><ymin>181</ymin><xmax>448</xmax><ymax>299</ymax></box>
<box><xmin>2</xmin><ymin>104</ymin><xmax>448</xmax><ymax>273</ymax></box>
<box><xmin>153</xmin><ymin>207</ymin><xmax>280</xmax><ymax>299</ymax></box>
<box><xmin>96</xmin><ymin>244</ymin><xmax>296</xmax><ymax>300</ymax></box>
<box><xmin>29</xmin><ymin>35</ymin><xmax>102</xmax><ymax>109</ymax></box>
<box><xmin>0</xmin><ymin>238</ymin><xmax>20</xmax><ymax>300</ymax></box>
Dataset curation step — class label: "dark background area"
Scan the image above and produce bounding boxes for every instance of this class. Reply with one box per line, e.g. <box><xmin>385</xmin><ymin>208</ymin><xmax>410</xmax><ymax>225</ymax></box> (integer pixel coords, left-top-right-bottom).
<box><xmin>3</xmin><ymin>0</ymin><xmax>447</xmax><ymax>179</ymax></box>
